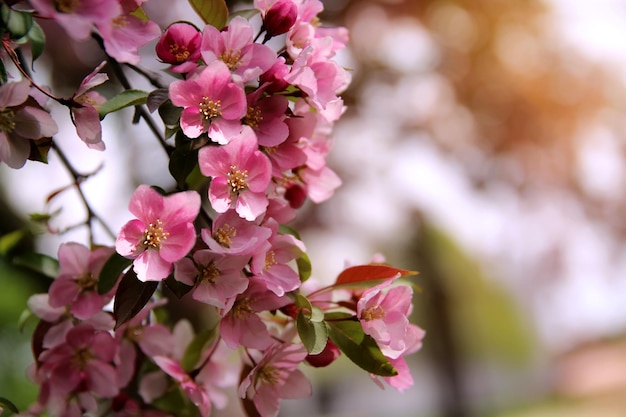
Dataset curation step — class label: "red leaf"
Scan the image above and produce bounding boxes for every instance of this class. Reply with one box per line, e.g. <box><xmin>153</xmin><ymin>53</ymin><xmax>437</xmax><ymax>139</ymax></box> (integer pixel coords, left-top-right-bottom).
<box><xmin>334</xmin><ymin>264</ymin><xmax>417</xmax><ymax>286</ymax></box>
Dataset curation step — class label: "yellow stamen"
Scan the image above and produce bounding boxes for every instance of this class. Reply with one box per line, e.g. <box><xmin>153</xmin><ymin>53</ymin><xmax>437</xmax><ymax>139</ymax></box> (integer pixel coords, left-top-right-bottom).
<box><xmin>219</xmin><ymin>50</ymin><xmax>242</xmax><ymax>70</ymax></box>
<box><xmin>143</xmin><ymin>219</ymin><xmax>169</xmax><ymax>249</ymax></box>
<box><xmin>243</xmin><ymin>106</ymin><xmax>263</xmax><ymax>129</ymax></box>
<box><xmin>227</xmin><ymin>166</ymin><xmax>249</xmax><ymax>194</ymax></box>
<box><xmin>214</xmin><ymin>224</ymin><xmax>236</xmax><ymax>248</ymax></box>
<box><xmin>0</xmin><ymin>109</ymin><xmax>16</xmax><ymax>133</ymax></box>
<box><xmin>361</xmin><ymin>305</ymin><xmax>386</xmax><ymax>321</ymax></box>
<box><xmin>199</xmin><ymin>97</ymin><xmax>221</xmax><ymax>120</ymax></box>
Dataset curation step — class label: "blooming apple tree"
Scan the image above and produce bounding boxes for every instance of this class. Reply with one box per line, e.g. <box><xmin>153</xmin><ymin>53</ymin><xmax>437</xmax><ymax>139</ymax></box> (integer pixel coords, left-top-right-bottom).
<box><xmin>0</xmin><ymin>0</ymin><xmax>425</xmax><ymax>416</ymax></box>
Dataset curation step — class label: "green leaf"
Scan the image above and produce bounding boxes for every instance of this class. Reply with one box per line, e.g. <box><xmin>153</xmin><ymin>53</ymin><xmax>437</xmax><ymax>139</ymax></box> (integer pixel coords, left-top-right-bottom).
<box><xmin>113</xmin><ymin>268</ymin><xmax>158</xmax><ymax>329</ymax></box>
<box><xmin>181</xmin><ymin>325</ymin><xmax>219</xmax><ymax>372</ymax></box>
<box><xmin>12</xmin><ymin>252</ymin><xmax>59</xmax><ymax>278</ymax></box>
<box><xmin>28</xmin><ymin>136</ymin><xmax>52</xmax><ymax>163</ymax></box>
<box><xmin>25</xmin><ymin>20</ymin><xmax>45</xmax><ymax>63</ymax></box>
<box><xmin>98</xmin><ymin>89</ymin><xmax>149</xmax><ymax>118</ymax></box>
<box><xmin>0</xmin><ymin>230</ymin><xmax>25</xmax><ymax>256</ymax></box>
<box><xmin>296</xmin><ymin>251</ymin><xmax>312</xmax><ymax>282</ymax></box>
<box><xmin>98</xmin><ymin>252</ymin><xmax>132</xmax><ymax>294</ymax></box>
<box><xmin>164</xmin><ymin>274</ymin><xmax>193</xmax><ymax>298</ymax></box>
<box><xmin>297</xmin><ymin>309</ymin><xmax>328</xmax><ymax>355</ymax></box>
<box><xmin>147</xmin><ymin>88</ymin><xmax>170</xmax><ymax>113</ymax></box>
<box><xmin>0</xmin><ymin>59</ymin><xmax>7</xmax><ymax>84</ymax></box>
<box><xmin>0</xmin><ymin>396</ymin><xmax>19</xmax><ymax>415</ymax></box>
<box><xmin>169</xmin><ymin>147</ymin><xmax>199</xmax><ymax>189</ymax></box>
<box><xmin>17</xmin><ymin>308</ymin><xmax>35</xmax><ymax>333</ymax></box>
<box><xmin>1</xmin><ymin>5</ymin><xmax>33</xmax><ymax>40</ymax></box>
<box><xmin>327</xmin><ymin>318</ymin><xmax>397</xmax><ymax>377</ymax></box>
<box><xmin>334</xmin><ymin>264</ymin><xmax>417</xmax><ymax>287</ymax></box>
<box><xmin>188</xmin><ymin>0</ymin><xmax>228</xmax><ymax>29</ymax></box>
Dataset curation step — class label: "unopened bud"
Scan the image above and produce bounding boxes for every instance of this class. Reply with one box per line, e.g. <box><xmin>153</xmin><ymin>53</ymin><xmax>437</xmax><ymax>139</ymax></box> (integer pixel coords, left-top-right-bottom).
<box><xmin>264</xmin><ymin>0</ymin><xmax>298</xmax><ymax>38</ymax></box>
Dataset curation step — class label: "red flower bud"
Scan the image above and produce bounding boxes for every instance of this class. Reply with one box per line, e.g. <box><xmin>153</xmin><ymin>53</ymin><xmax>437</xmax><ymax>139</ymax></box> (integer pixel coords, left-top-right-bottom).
<box><xmin>306</xmin><ymin>340</ymin><xmax>341</xmax><ymax>368</ymax></box>
<box><xmin>264</xmin><ymin>0</ymin><xmax>298</xmax><ymax>38</ymax></box>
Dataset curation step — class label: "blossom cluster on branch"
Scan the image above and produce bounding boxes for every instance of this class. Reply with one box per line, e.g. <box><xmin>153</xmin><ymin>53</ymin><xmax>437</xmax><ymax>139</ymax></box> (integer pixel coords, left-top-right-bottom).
<box><xmin>0</xmin><ymin>1</ymin><xmax>425</xmax><ymax>416</ymax></box>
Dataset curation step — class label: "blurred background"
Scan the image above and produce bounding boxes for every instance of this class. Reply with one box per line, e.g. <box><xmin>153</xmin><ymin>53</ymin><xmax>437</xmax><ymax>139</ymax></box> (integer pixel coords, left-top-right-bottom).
<box><xmin>3</xmin><ymin>0</ymin><xmax>626</xmax><ymax>416</ymax></box>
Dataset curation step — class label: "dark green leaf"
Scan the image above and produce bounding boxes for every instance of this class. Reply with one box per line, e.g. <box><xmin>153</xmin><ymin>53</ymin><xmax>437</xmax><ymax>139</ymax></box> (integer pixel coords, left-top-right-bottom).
<box><xmin>1</xmin><ymin>5</ymin><xmax>33</xmax><ymax>40</ymax></box>
<box><xmin>181</xmin><ymin>325</ymin><xmax>219</xmax><ymax>372</ymax></box>
<box><xmin>98</xmin><ymin>89</ymin><xmax>149</xmax><ymax>118</ymax></box>
<box><xmin>188</xmin><ymin>0</ymin><xmax>228</xmax><ymax>29</ymax></box>
<box><xmin>98</xmin><ymin>252</ymin><xmax>132</xmax><ymax>294</ymax></box>
<box><xmin>297</xmin><ymin>309</ymin><xmax>328</xmax><ymax>355</ymax></box>
<box><xmin>146</xmin><ymin>88</ymin><xmax>170</xmax><ymax>113</ymax></box>
<box><xmin>0</xmin><ymin>396</ymin><xmax>19</xmax><ymax>415</ymax></box>
<box><xmin>28</xmin><ymin>136</ymin><xmax>52</xmax><ymax>163</ymax></box>
<box><xmin>327</xmin><ymin>318</ymin><xmax>397</xmax><ymax>377</ymax></box>
<box><xmin>164</xmin><ymin>274</ymin><xmax>193</xmax><ymax>298</ymax></box>
<box><xmin>113</xmin><ymin>268</ymin><xmax>158</xmax><ymax>329</ymax></box>
<box><xmin>12</xmin><ymin>252</ymin><xmax>59</xmax><ymax>278</ymax></box>
<box><xmin>169</xmin><ymin>147</ymin><xmax>199</xmax><ymax>189</ymax></box>
<box><xmin>25</xmin><ymin>20</ymin><xmax>45</xmax><ymax>63</ymax></box>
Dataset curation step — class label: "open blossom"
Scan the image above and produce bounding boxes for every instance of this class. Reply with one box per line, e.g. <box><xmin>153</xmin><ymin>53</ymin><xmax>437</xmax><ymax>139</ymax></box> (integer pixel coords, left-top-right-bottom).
<box><xmin>169</xmin><ymin>61</ymin><xmax>246</xmax><ymax>143</ymax></box>
<box><xmin>156</xmin><ymin>22</ymin><xmax>202</xmax><ymax>73</ymax></box>
<box><xmin>201</xmin><ymin>209</ymin><xmax>272</xmax><ymax>256</ymax></box>
<box><xmin>239</xmin><ymin>342</ymin><xmax>311</xmax><ymax>417</ymax></box>
<box><xmin>201</xmin><ymin>16</ymin><xmax>276</xmax><ymax>83</ymax></box>
<box><xmin>174</xmin><ymin>250</ymin><xmax>250</xmax><ymax>309</ymax></box>
<box><xmin>243</xmin><ymin>89</ymin><xmax>289</xmax><ymax>147</ymax></box>
<box><xmin>115</xmin><ymin>185</ymin><xmax>201</xmax><ymax>282</ymax></box>
<box><xmin>199</xmin><ymin>126</ymin><xmax>272</xmax><ymax>221</ymax></box>
<box><xmin>71</xmin><ymin>61</ymin><xmax>108</xmax><ymax>150</ymax></box>
<box><xmin>0</xmin><ymin>80</ymin><xmax>58</xmax><ymax>168</ymax></box>
<box><xmin>357</xmin><ymin>278</ymin><xmax>424</xmax><ymax>360</ymax></box>
<box><xmin>48</xmin><ymin>242</ymin><xmax>115</xmax><ymax>320</ymax></box>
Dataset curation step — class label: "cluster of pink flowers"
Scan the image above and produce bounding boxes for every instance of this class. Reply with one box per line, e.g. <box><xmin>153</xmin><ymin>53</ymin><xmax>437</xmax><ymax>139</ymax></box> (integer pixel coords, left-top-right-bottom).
<box><xmin>0</xmin><ymin>1</ymin><xmax>425</xmax><ymax>416</ymax></box>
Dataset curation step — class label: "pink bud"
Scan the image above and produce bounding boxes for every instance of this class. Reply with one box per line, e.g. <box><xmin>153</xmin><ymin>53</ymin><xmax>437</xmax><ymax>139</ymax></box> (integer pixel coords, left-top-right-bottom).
<box><xmin>285</xmin><ymin>183</ymin><xmax>307</xmax><ymax>209</ymax></box>
<box><xmin>264</xmin><ymin>0</ymin><xmax>298</xmax><ymax>38</ymax></box>
<box><xmin>155</xmin><ymin>22</ymin><xmax>202</xmax><ymax>71</ymax></box>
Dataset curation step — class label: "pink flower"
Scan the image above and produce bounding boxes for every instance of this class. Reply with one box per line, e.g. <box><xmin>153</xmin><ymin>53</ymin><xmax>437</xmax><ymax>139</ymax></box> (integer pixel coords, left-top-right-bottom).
<box><xmin>174</xmin><ymin>249</ymin><xmax>249</xmax><ymax>309</ymax></box>
<box><xmin>219</xmin><ymin>278</ymin><xmax>290</xmax><ymax>349</ymax></box>
<box><xmin>198</xmin><ymin>127</ymin><xmax>272</xmax><ymax>221</ymax></box>
<box><xmin>37</xmin><ymin>324</ymin><xmax>120</xmax><ymax>399</ymax></box>
<box><xmin>261</xmin><ymin>0</ymin><xmax>298</xmax><ymax>38</ymax></box>
<box><xmin>156</xmin><ymin>22</ymin><xmax>202</xmax><ymax>73</ymax></box>
<box><xmin>71</xmin><ymin>61</ymin><xmax>108</xmax><ymax>150</ymax></box>
<box><xmin>115</xmin><ymin>185</ymin><xmax>201</xmax><ymax>282</ymax></box>
<box><xmin>29</xmin><ymin>0</ymin><xmax>121</xmax><ymax>40</ymax></box>
<box><xmin>200</xmin><ymin>209</ymin><xmax>272</xmax><ymax>256</ymax></box>
<box><xmin>153</xmin><ymin>357</ymin><xmax>212</xmax><ymax>417</ymax></box>
<box><xmin>251</xmin><ymin>219</ymin><xmax>305</xmax><ymax>296</ymax></box>
<box><xmin>243</xmin><ymin>89</ymin><xmax>289</xmax><ymax>147</ymax></box>
<box><xmin>0</xmin><ymin>80</ymin><xmax>58</xmax><ymax>168</ymax></box>
<box><xmin>201</xmin><ymin>16</ymin><xmax>276</xmax><ymax>83</ymax></box>
<box><xmin>357</xmin><ymin>279</ymin><xmax>420</xmax><ymax>360</ymax></box>
<box><xmin>48</xmin><ymin>242</ymin><xmax>115</xmax><ymax>320</ymax></box>
<box><xmin>169</xmin><ymin>61</ymin><xmax>246</xmax><ymax>143</ymax></box>
<box><xmin>239</xmin><ymin>342</ymin><xmax>311</xmax><ymax>417</ymax></box>
<box><xmin>96</xmin><ymin>6</ymin><xmax>161</xmax><ymax>65</ymax></box>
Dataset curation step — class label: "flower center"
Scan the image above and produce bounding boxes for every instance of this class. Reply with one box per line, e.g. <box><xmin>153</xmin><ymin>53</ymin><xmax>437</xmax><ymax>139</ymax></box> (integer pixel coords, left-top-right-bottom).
<box><xmin>143</xmin><ymin>219</ymin><xmax>169</xmax><ymax>249</ymax></box>
<box><xmin>199</xmin><ymin>97</ymin><xmax>221</xmax><ymax>120</ymax></box>
<box><xmin>72</xmin><ymin>347</ymin><xmax>94</xmax><ymax>369</ymax></box>
<box><xmin>169</xmin><ymin>43</ymin><xmax>191</xmax><ymax>63</ymax></box>
<box><xmin>0</xmin><ymin>109</ymin><xmax>16</xmax><ymax>133</ymax></box>
<box><xmin>54</xmin><ymin>0</ymin><xmax>79</xmax><ymax>13</ymax></box>
<box><xmin>361</xmin><ymin>305</ymin><xmax>386</xmax><ymax>321</ymax></box>
<box><xmin>76</xmin><ymin>272</ymin><xmax>97</xmax><ymax>292</ymax></box>
<box><xmin>199</xmin><ymin>261</ymin><xmax>220</xmax><ymax>283</ymax></box>
<box><xmin>219</xmin><ymin>50</ymin><xmax>242</xmax><ymax>70</ymax></box>
<box><xmin>264</xmin><ymin>250</ymin><xmax>276</xmax><ymax>271</ymax></box>
<box><xmin>231</xmin><ymin>297</ymin><xmax>254</xmax><ymax>318</ymax></box>
<box><xmin>227</xmin><ymin>166</ymin><xmax>249</xmax><ymax>194</ymax></box>
<box><xmin>257</xmin><ymin>364</ymin><xmax>280</xmax><ymax>386</ymax></box>
<box><xmin>243</xmin><ymin>106</ymin><xmax>263</xmax><ymax>129</ymax></box>
<box><xmin>213</xmin><ymin>223</ymin><xmax>236</xmax><ymax>248</ymax></box>
<box><xmin>112</xmin><ymin>15</ymin><xmax>129</xmax><ymax>28</ymax></box>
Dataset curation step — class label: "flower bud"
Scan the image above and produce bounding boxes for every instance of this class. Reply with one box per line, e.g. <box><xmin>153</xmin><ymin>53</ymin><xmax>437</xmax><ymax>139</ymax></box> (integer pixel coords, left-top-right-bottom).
<box><xmin>263</xmin><ymin>0</ymin><xmax>298</xmax><ymax>38</ymax></box>
<box><xmin>306</xmin><ymin>340</ymin><xmax>341</xmax><ymax>368</ymax></box>
<box><xmin>155</xmin><ymin>22</ymin><xmax>201</xmax><ymax>72</ymax></box>
<box><xmin>284</xmin><ymin>183</ymin><xmax>307</xmax><ymax>209</ymax></box>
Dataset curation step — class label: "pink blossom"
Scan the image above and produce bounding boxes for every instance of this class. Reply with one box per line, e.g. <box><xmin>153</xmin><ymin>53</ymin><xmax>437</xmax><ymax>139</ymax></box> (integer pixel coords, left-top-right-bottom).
<box><xmin>251</xmin><ymin>219</ymin><xmax>305</xmax><ymax>296</ymax></box>
<box><xmin>219</xmin><ymin>278</ymin><xmax>290</xmax><ymax>349</ymax></box>
<box><xmin>115</xmin><ymin>185</ymin><xmax>201</xmax><ymax>282</ymax></box>
<box><xmin>357</xmin><ymin>279</ymin><xmax>421</xmax><ymax>360</ymax></box>
<box><xmin>239</xmin><ymin>342</ymin><xmax>311</xmax><ymax>417</ymax></box>
<box><xmin>244</xmin><ymin>89</ymin><xmax>289</xmax><ymax>147</ymax></box>
<box><xmin>71</xmin><ymin>61</ymin><xmax>108</xmax><ymax>150</ymax></box>
<box><xmin>260</xmin><ymin>56</ymin><xmax>290</xmax><ymax>94</ymax></box>
<box><xmin>156</xmin><ymin>22</ymin><xmax>202</xmax><ymax>73</ymax></box>
<box><xmin>261</xmin><ymin>0</ymin><xmax>298</xmax><ymax>38</ymax></box>
<box><xmin>0</xmin><ymin>80</ymin><xmax>57</xmax><ymax>168</ymax></box>
<box><xmin>174</xmin><ymin>249</ymin><xmax>249</xmax><ymax>309</ymax></box>
<box><xmin>48</xmin><ymin>242</ymin><xmax>115</xmax><ymax>320</ymax></box>
<box><xmin>200</xmin><ymin>209</ymin><xmax>272</xmax><ymax>256</ymax></box>
<box><xmin>29</xmin><ymin>0</ymin><xmax>121</xmax><ymax>40</ymax></box>
<box><xmin>169</xmin><ymin>61</ymin><xmax>246</xmax><ymax>143</ymax></box>
<box><xmin>37</xmin><ymin>324</ymin><xmax>120</xmax><ymax>400</ymax></box>
<box><xmin>96</xmin><ymin>8</ymin><xmax>161</xmax><ymax>65</ymax></box>
<box><xmin>201</xmin><ymin>16</ymin><xmax>276</xmax><ymax>83</ymax></box>
<box><xmin>198</xmin><ymin>126</ymin><xmax>272</xmax><ymax>220</ymax></box>
<box><xmin>153</xmin><ymin>357</ymin><xmax>212</xmax><ymax>417</ymax></box>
